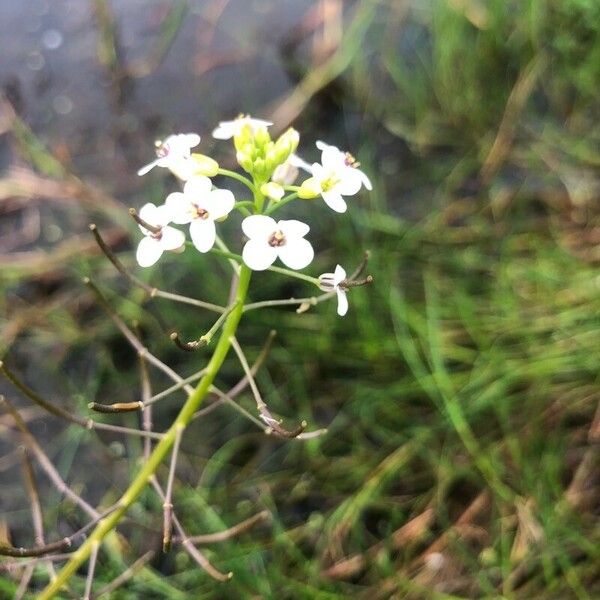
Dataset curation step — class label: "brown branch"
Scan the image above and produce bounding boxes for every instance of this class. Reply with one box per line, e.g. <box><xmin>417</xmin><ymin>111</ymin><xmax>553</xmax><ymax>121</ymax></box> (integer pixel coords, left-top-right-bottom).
<box><xmin>83</xmin><ymin>541</ymin><xmax>100</xmax><ymax>600</ymax></box>
<box><xmin>162</xmin><ymin>425</ymin><xmax>183</xmax><ymax>553</ymax></box>
<box><xmin>229</xmin><ymin>336</ymin><xmax>306</xmax><ymax>438</ymax></box>
<box><xmin>184</xmin><ymin>510</ymin><xmax>271</xmax><ymax>544</ymax></box>
<box><xmin>0</xmin><ymin>395</ymin><xmax>99</xmax><ymax>520</ymax></box>
<box><xmin>90</xmin><ymin>224</ymin><xmax>225</xmax><ymax>313</ymax></box>
<box><xmin>20</xmin><ymin>448</ymin><xmax>57</xmax><ymax>581</ymax></box>
<box><xmin>95</xmin><ymin>551</ymin><xmax>154</xmax><ymax>598</ymax></box>
<box><xmin>1</xmin><ymin>360</ymin><xmax>162</xmax><ymax>439</ymax></box>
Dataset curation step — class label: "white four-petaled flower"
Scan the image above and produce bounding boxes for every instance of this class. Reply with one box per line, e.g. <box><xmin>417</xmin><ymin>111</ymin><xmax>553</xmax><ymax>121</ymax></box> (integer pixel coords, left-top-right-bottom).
<box><xmin>318</xmin><ymin>264</ymin><xmax>349</xmax><ymax>316</ymax></box>
<box><xmin>137</xmin><ymin>133</ymin><xmax>201</xmax><ymax>177</ymax></box>
<box><xmin>212</xmin><ymin>116</ymin><xmax>273</xmax><ymax>140</ymax></box>
<box><xmin>164</xmin><ymin>176</ymin><xmax>235</xmax><ymax>253</ymax></box>
<box><xmin>302</xmin><ymin>141</ymin><xmax>372</xmax><ymax>213</ymax></box>
<box><xmin>135</xmin><ymin>203</ymin><xmax>186</xmax><ymax>267</ymax></box>
<box><xmin>242</xmin><ymin>215</ymin><xmax>314</xmax><ymax>271</ymax></box>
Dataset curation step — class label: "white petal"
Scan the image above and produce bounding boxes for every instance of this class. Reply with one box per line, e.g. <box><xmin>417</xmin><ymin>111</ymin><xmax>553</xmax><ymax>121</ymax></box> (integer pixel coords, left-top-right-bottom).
<box><xmin>315</xmin><ymin>140</ymin><xmax>331</xmax><ymax>152</ymax></box>
<box><xmin>242</xmin><ymin>215</ymin><xmax>277</xmax><ymax>239</ymax></box>
<box><xmin>138</xmin><ymin>203</ymin><xmax>166</xmax><ymax>231</ymax></box>
<box><xmin>310</xmin><ymin>162</ymin><xmax>327</xmax><ymax>183</ymax></box>
<box><xmin>159</xmin><ymin>226</ymin><xmax>186</xmax><ymax>251</ymax></box>
<box><xmin>212</xmin><ymin>122</ymin><xmax>235</xmax><ymax>139</ymax></box>
<box><xmin>335</xmin><ymin>168</ymin><xmax>363</xmax><ymax>196</ymax></box>
<box><xmin>359</xmin><ymin>169</ymin><xmax>372</xmax><ymax>191</ymax></box>
<box><xmin>164</xmin><ymin>192</ymin><xmax>193</xmax><ymax>225</ymax></box>
<box><xmin>336</xmin><ymin>289</ymin><xmax>349</xmax><ymax>316</ymax></box>
<box><xmin>182</xmin><ymin>133</ymin><xmax>201</xmax><ymax>148</ymax></box>
<box><xmin>278</xmin><ymin>237</ymin><xmax>314</xmax><ymax>270</ymax></box>
<box><xmin>248</xmin><ymin>118</ymin><xmax>273</xmax><ymax>129</ymax></box>
<box><xmin>321</xmin><ymin>191</ymin><xmax>347</xmax><ymax>213</ymax></box>
<box><xmin>333</xmin><ymin>264</ymin><xmax>347</xmax><ymax>285</ymax></box>
<box><xmin>201</xmin><ymin>189</ymin><xmax>235</xmax><ymax>220</ymax></box>
<box><xmin>242</xmin><ymin>239</ymin><xmax>278</xmax><ymax>271</ymax></box>
<box><xmin>183</xmin><ymin>175</ymin><xmax>212</xmax><ymax>198</ymax></box>
<box><xmin>288</xmin><ymin>153</ymin><xmax>312</xmax><ymax>174</ymax></box>
<box><xmin>278</xmin><ymin>219</ymin><xmax>309</xmax><ymax>239</ymax></box>
<box><xmin>137</xmin><ymin>160</ymin><xmax>159</xmax><ymax>176</ymax></box>
<box><xmin>189</xmin><ymin>219</ymin><xmax>216</xmax><ymax>253</ymax></box>
<box><xmin>167</xmin><ymin>156</ymin><xmax>196</xmax><ymax>181</ymax></box>
<box><xmin>321</xmin><ymin>145</ymin><xmax>346</xmax><ymax>171</ymax></box>
<box><xmin>136</xmin><ymin>237</ymin><xmax>163</xmax><ymax>267</ymax></box>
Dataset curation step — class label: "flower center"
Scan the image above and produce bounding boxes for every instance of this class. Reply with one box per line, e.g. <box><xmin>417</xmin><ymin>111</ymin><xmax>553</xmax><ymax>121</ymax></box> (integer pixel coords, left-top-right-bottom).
<box><xmin>155</xmin><ymin>140</ymin><xmax>170</xmax><ymax>158</ymax></box>
<box><xmin>150</xmin><ymin>227</ymin><xmax>163</xmax><ymax>241</ymax></box>
<box><xmin>192</xmin><ymin>204</ymin><xmax>209</xmax><ymax>220</ymax></box>
<box><xmin>321</xmin><ymin>173</ymin><xmax>341</xmax><ymax>192</ymax></box>
<box><xmin>268</xmin><ymin>230</ymin><xmax>286</xmax><ymax>247</ymax></box>
<box><xmin>344</xmin><ymin>152</ymin><xmax>360</xmax><ymax>168</ymax></box>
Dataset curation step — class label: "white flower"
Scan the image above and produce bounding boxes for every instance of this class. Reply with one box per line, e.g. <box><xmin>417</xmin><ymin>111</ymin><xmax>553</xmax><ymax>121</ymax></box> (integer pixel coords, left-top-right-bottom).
<box><xmin>135</xmin><ymin>203</ymin><xmax>185</xmax><ymax>267</ymax></box>
<box><xmin>318</xmin><ymin>264</ymin><xmax>349</xmax><ymax>316</ymax></box>
<box><xmin>164</xmin><ymin>176</ymin><xmax>235</xmax><ymax>253</ymax></box>
<box><xmin>137</xmin><ymin>133</ymin><xmax>201</xmax><ymax>177</ymax></box>
<box><xmin>241</xmin><ymin>215</ymin><xmax>314</xmax><ymax>271</ymax></box>
<box><xmin>212</xmin><ymin>116</ymin><xmax>273</xmax><ymax>140</ymax></box>
<box><xmin>301</xmin><ymin>141</ymin><xmax>372</xmax><ymax>213</ymax></box>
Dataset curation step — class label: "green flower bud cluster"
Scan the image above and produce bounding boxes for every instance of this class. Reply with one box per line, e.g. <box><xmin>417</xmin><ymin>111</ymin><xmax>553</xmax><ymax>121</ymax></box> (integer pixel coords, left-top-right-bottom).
<box><xmin>234</xmin><ymin>125</ymin><xmax>299</xmax><ymax>184</ymax></box>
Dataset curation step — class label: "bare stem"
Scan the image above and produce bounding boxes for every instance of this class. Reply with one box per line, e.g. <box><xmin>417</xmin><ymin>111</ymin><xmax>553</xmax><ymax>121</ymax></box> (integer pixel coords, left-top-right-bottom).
<box><xmin>1</xmin><ymin>357</ymin><xmax>162</xmax><ymax>439</ymax></box>
<box><xmin>90</xmin><ymin>223</ymin><xmax>225</xmax><ymax>313</ymax></box>
<box><xmin>20</xmin><ymin>448</ymin><xmax>57</xmax><ymax>581</ymax></box>
<box><xmin>95</xmin><ymin>551</ymin><xmax>154</xmax><ymax>598</ymax></box>
<box><xmin>171</xmin><ymin>301</ymin><xmax>239</xmax><ymax>351</ymax></box>
<box><xmin>183</xmin><ymin>510</ymin><xmax>271</xmax><ymax>544</ymax></box>
<box><xmin>82</xmin><ymin>541</ymin><xmax>99</xmax><ymax>600</ymax></box>
<box><xmin>1</xmin><ymin>396</ymin><xmax>98</xmax><ymax>520</ymax></box>
<box><xmin>39</xmin><ymin>266</ymin><xmax>253</xmax><ymax>599</ymax></box>
<box><xmin>162</xmin><ymin>425</ymin><xmax>183</xmax><ymax>552</ymax></box>
<box><xmin>229</xmin><ymin>337</ymin><xmax>306</xmax><ymax>438</ymax></box>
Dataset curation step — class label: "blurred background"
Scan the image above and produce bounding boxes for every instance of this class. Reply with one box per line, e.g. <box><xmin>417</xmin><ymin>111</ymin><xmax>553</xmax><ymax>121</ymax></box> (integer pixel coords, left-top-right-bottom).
<box><xmin>1</xmin><ymin>0</ymin><xmax>599</xmax><ymax>597</ymax></box>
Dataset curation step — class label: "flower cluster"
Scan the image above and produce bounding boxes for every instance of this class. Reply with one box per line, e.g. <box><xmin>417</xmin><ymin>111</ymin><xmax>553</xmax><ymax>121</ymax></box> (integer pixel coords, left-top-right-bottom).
<box><xmin>135</xmin><ymin>116</ymin><xmax>372</xmax><ymax>315</ymax></box>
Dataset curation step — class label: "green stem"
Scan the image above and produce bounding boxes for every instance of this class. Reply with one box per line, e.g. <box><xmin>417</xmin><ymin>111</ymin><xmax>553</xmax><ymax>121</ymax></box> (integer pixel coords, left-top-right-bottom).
<box><xmin>217</xmin><ymin>168</ymin><xmax>255</xmax><ymax>193</ymax></box>
<box><xmin>265</xmin><ymin>192</ymin><xmax>298</xmax><ymax>215</ymax></box>
<box><xmin>39</xmin><ymin>266</ymin><xmax>253</xmax><ymax>600</ymax></box>
<box><xmin>267</xmin><ymin>265</ymin><xmax>319</xmax><ymax>285</ymax></box>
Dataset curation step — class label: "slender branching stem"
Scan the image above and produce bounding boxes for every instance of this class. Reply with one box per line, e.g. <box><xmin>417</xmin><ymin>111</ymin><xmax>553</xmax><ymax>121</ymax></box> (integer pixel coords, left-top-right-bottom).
<box><xmin>0</xmin><ymin>361</ymin><xmax>160</xmax><ymax>438</ymax></box>
<box><xmin>266</xmin><ymin>265</ymin><xmax>320</xmax><ymax>285</ymax></box>
<box><xmin>162</xmin><ymin>425</ymin><xmax>183</xmax><ymax>552</ymax></box>
<box><xmin>83</xmin><ymin>541</ymin><xmax>99</xmax><ymax>600</ymax></box>
<box><xmin>182</xmin><ymin>510</ymin><xmax>271</xmax><ymax>544</ymax></box>
<box><xmin>265</xmin><ymin>191</ymin><xmax>299</xmax><ymax>215</ymax></box>
<box><xmin>90</xmin><ymin>224</ymin><xmax>225</xmax><ymax>313</ymax></box>
<box><xmin>20</xmin><ymin>449</ymin><xmax>57</xmax><ymax>581</ymax></box>
<box><xmin>1</xmin><ymin>396</ymin><xmax>99</xmax><ymax>520</ymax></box>
<box><xmin>244</xmin><ymin>292</ymin><xmax>334</xmax><ymax>313</ymax></box>
<box><xmin>94</xmin><ymin>551</ymin><xmax>154</xmax><ymax>599</ymax></box>
<box><xmin>229</xmin><ymin>337</ymin><xmax>306</xmax><ymax>438</ymax></box>
<box><xmin>215</xmin><ymin>234</ymin><xmax>240</xmax><ymax>274</ymax></box>
<box><xmin>217</xmin><ymin>168</ymin><xmax>255</xmax><ymax>192</ymax></box>
<box><xmin>39</xmin><ymin>266</ymin><xmax>253</xmax><ymax>598</ymax></box>
<box><xmin>171</xmin><ymin>301</ymin><xmax>239</xmax><ymax>351</ymax></box>
<box><xmin>84</xmin><ymin>277</ymin><xmax>195</xmax><ymax>396</ymax></box>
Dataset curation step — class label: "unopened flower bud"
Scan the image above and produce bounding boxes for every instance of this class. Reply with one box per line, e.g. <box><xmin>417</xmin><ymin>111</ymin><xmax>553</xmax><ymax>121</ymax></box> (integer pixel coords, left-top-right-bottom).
<box><xmin>260</xmin><ymin>181</ymin><xmax>284</xmax><ymax>202</ymax></box>
<box><xmin>272</xmin><ymin>160</ymin><xmax>299</xmax><ymax>185</ymax></box>
<box><xmin>189</xmin><ymin>153</ymin><xmax>219</xmax><ymax>177</ymax></box>
<box><xmin>253</xmin><ymin>125</ymin><xmax>271</xmax><ymax>148</ymax></box>
<box><xmin>236</xmin><ymin>150</ymin><xmax>253</xmax><ymax>173</ymax></box>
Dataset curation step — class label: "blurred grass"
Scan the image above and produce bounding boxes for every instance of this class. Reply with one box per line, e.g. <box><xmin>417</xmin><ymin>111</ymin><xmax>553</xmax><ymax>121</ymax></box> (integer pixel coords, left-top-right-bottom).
<box><xmin>1</xmin><ymin>0</ymin><xmax>599</xmax><ymax>598</ymax></box>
